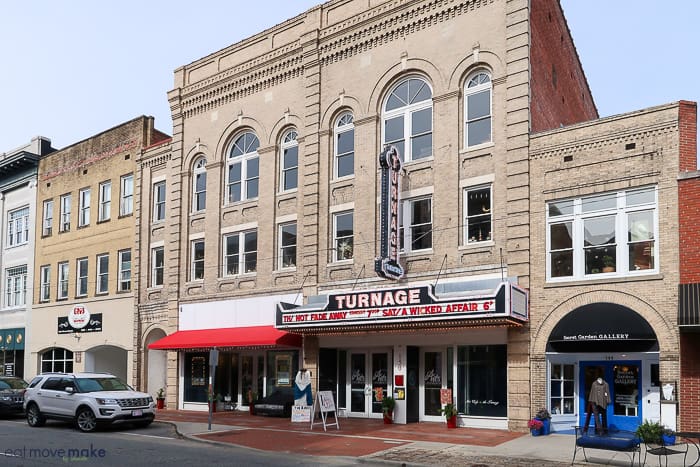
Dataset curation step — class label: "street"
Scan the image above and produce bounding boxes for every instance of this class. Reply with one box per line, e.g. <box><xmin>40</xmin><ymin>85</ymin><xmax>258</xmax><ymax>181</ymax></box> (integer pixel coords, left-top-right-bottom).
<box><xmin>0</xmin><ymin>417</ymin><xmax>384</xmax><ymax>467</ymax></box>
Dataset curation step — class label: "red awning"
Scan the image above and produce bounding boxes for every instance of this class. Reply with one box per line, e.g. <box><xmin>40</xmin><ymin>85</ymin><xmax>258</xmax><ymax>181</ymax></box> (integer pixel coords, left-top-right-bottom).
<box><xmin>147</xmin><ymin>326</ymin><xmax>302</xmax><ymax>350</ymax></box>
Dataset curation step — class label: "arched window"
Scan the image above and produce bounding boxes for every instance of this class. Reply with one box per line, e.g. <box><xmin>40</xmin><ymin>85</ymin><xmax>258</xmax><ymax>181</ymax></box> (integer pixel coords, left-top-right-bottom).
<box><xmin>334</xmin><ymin>112</ymin><xmax>354</xmax><ymax>179</ymax></box>
<box><xmin>382</xmin><ymin>77</ymin><xmax>432</xmax><ymax>162</ymax></box>
<box><xmin>464</xmin><ymin>71</ymin><xmax>492</xmax><ymax>147</ymax></box>
<box><xmin>227</xmin><ymin>132</ymin><xmax>259</xmax><ymax>203</ymax></box>
<box><xmin>192</xmin><ymin>157</ymin><xmax>207</xmax><ymax>212</ymax></box>
<box><xmin>280</xmin><ymin>129</ymin><xmax>298</xmax><ymax>192</ymax></box>
<box><xmin>41</xmin><ymin>347</ymin><xmax>73</xmax><ymax>373</ymax></box>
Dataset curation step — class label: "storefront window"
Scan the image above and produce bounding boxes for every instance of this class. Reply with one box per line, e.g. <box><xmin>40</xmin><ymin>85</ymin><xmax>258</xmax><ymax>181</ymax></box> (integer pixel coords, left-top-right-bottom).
<box><xmin>184</xmin><ymin>352</ymin><xmax>208</xmax><ymax>403</ymax></box>
<box><xmin>41</xmin><ymin>348</ymin><xmax>73</xmax><ymax>373</ymax></box>
<box><xmin>457</xmin><ymin>345</ymin><xmax>507</xmax><ymax>417</ymax></box>
<box><xmin>550</xmin><ymin>363</ymin><xmax>575</xmax><ymax>415</ymax></box>
<box><xmin>424</xmin><ymin>351</ymin><xmax>442</xmax><ymax>416</ymax></box>
<box><xmin>265</xmin><ymin>350</ymin><xmax>298</xmax><ymax>397</ymax></box>
<box><xmin>613</xmin><ymin>364</ymin><xmax>639</xmax><ymax>416</ymax></box>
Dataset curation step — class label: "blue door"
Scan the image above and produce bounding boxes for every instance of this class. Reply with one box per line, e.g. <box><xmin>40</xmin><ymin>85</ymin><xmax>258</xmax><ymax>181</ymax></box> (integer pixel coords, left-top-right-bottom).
<box><xmin>579</xmin><ymin>361</ymin><xmax>641</xmax><ymax>432</ymax></box>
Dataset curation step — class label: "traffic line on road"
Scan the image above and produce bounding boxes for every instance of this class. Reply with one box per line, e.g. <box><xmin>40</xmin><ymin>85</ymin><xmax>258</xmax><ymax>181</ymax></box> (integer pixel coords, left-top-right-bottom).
<box><xmin>116</xmin><ymin>431</ymin><xmax>174</xmax><ymax>440</ymax></box>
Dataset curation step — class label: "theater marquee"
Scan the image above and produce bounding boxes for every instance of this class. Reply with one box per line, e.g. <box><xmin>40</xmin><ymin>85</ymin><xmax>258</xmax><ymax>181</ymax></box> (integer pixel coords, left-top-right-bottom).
<box><xmin>276</xmin><ymin>282</ymin><xmax>528</xmax><ymax>330</ymax></box>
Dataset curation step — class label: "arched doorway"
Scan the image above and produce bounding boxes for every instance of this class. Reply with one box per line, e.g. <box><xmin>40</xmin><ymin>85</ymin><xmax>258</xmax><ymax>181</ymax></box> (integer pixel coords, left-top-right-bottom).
<box><xmin>546</xmin><ymin>303</ymin><xmax>659</xmax><ymax>432</ymax></box>
<box><xmin>84</xmin><ymin>345</ymin><xmax>127</xmax><ymax>381</ymax></box>
<box><xmin>144</xmin><ymin>329</ymin><xmax>167</xmax><ymax>399</ymax></box>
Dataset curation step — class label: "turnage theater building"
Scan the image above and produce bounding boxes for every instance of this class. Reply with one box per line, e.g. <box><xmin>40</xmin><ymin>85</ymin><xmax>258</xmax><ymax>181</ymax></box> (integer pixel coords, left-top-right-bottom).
<box><xmin>137</xmin><ymin>0</ymin><xmax>696</xmax><ymax>432</ymax></box>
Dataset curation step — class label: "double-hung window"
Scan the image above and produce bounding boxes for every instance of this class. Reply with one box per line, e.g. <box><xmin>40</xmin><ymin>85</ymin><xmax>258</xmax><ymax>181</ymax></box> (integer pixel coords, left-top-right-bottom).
<box><xmin>550</xmin><ymin>364</ymin><xmax>575</xmax><ymax>415</ymax></box>
<box><xmin>464</xmin><ymin>185</ymin><xmax>492</xmax><ymax>244</ymax></box>
<box><xmin>227</xmin><ymin>132</ymin><xmax>260</xmax><ymax>203</ymax></box>
<box><xmin>98</xmin><ymin>181</ymin><xmax>111</xmax><ymax>222</ymax></box>
<box><xmin>58</xmin><ymin>262</ymin><xmax>69</xmax><ymax>299</ymax></box>
<box><xmin>333</xmin><ymin>211</ymin><xmax>354</xmax><ymax>262</ymax></box>
<box><xmin>118</xmin><ymin>249</ymin><xmax>131</xmax><ymax>292</ymax></box>
<box><xmin>399</xmin><ymin>197</ymin><xmax>432</xmax><ymax>252</ymax></box>
<box><xmin>191</xmin><ymin>240</ymin><xmax>205</xmax><ymax>280</ymax></box>
<box><xmin>120</xmin><ymin>174</ymin><xmax>133</xmax><ymax>216</ymax></box>
<box><xmin>40</xmin><ymin>265</ymin><xmax>51</xmax><ymax>302</ymax></box>
<box><xmin>334</xmin><ymin>113</ymin><xmax>354</xmax><ymax>179</ymax></box>
<box><xmin>280</xmin><ymin>130</ymin><xmax>298</xmax><ymax>192</ymax></box>
<box><xmin>151</xmin><ymin>247</ymin><xmax>164</xmax><ymax>286</ymax></box>
<box><xmin>7</xmin><ymin>206</ymin><xmax>29</xmax><ymax>246</ymax></box>
<box><xmin>464</xmin><ymin>71</ymin><xmax>492</xmax><ymax>147</ymax></box>
<box><xmin>60</xmin><ymin>194</ymin><xmax>71</xmax><ymax>232</ymax></box>
<box><xmin>153</xmin><ymin>181</ymin><xmax>166</xmax><ymax>222</ymax></box>
<box><xmin>192</xmin><ymin>157</ymin><xmax>207</xmax><ymax>212</ymax></box>
<box><xmin>278</xmin><ymin>223</ymin><xmax>297</xmax><ymax>269</ymax></box>
<box><xmin>43</xmin><ymin>200</ymin><xmax>54</xmax><ymax>236</ymax></box>
<box><xmin>383</xmin><ymin>77</ymin><xmax>432</xmax><ymax>162</ymax></box>
<box><xmin>5</xmin><ymin>265</ymin><xmax>27</xmax><ymax>307</ymax></box>
<box><xmin>78</xmin><ymin>188</ymin><xmax>90</xmax><ymax>227</ymax></box>
<box><xmin>76</xmin><ymin>258</ymin><xmax>88</xmax><ymax>297</ymax></box>
<box><xmin>96</xmin><ymin>254</ymin><xmax>109</xmax><ymax>294</ymax></box>
<box><xmin>223</xmin><ymin>230</ymin><xmax>257</xmax><ymax>276</ymax></box>
<box><xmin>547</xmin><ymin>186</ymin><xmax>658</xmax><ymax>280</ymax></box>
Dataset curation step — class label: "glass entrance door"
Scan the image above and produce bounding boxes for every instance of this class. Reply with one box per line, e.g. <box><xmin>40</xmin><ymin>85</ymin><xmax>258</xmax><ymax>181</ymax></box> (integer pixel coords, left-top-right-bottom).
<box><xmin>580</xmin><ymin>361</ymin><xmax>642</xmax><ymax>432</ymax></box>
<box><xmin>347</xmin><ymin>350</ymin><xmax>391</xmax><ymax>418</ymax></box>
<box><xmin>421</xmin><ymin>349</ymin><xmax>445</xmax><ymax>421</ymax></box>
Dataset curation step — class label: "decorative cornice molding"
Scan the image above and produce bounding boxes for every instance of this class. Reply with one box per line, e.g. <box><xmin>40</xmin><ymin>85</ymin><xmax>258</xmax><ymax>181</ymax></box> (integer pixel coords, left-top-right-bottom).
<box><xmin>141</xmin><ymin>153</ymin><xmax>172</xmax><ymax>169</ymax></box>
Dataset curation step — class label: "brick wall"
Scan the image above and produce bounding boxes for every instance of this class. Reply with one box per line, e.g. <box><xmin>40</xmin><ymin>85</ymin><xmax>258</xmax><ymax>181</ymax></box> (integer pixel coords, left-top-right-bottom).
<box><xmin>530</xmin><ymin>0</ymin><xmax>598</xmax><ymax>133</ymax></box>
<box><xmin>679</xmin><ymin>176</ymin><xmax>700</xmax><ymax>283</ymax></box>
<box><xmin>679</xmin><ymin>101</ymin><xmax>698</xmax><ymax>172</ymax></box>
<box><xmin>680</xmin><ymin>333</ymin><xmax>700</xmax><ymax>431</ymax></box>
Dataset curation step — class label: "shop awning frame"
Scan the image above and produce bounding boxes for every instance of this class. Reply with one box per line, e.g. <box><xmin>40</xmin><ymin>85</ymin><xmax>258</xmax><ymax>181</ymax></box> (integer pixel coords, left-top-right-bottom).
<box><xmin>147</xmin><ymin>326</ymin><xmax>302</xmax><ymax>351</ymax></box>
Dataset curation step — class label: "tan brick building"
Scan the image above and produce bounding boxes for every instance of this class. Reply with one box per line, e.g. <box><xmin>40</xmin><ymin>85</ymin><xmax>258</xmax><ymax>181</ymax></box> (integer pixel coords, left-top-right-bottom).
<box><xmin>31</xmin><ymin>117</ymin><xmax>168</xmax><ymax>384</ymax></box>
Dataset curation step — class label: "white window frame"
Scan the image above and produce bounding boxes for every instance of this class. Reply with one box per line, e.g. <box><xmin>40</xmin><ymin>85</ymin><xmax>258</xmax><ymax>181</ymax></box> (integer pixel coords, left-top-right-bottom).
<box><xmin>76</xmin><ymin>257</ymin><xmax>88</xmax><ymax>297</ymax></box>
<box><xmin>279</xmin><ymin>129</ymin><xmax>299</xmax><ymax>193</ymax></box>
<box><xmin>40</xmin><ymin>265</ymin><xmax>51</xmax><ymax>302</ymax></box>
<box><xmin>98</xmin><ymin>180</ymin><xmax>111</xmax><ymax>222</ymax></box>
<box><xmin>60</xmin><ymin>194</ymin><xmax>71</xmax><ymax>232</ymax></box>
<box><xmin>153</xmin><ymin>181</ymin><xmax>166</xmax><ymax>222</ymax></box>
<box><xmin>278</xmin><ymin>222</ymin><xmax>297</xmax><ymax>269</ymax></box>
<box><xmin>118</xmin><ymin>249</ymin><xmax>131</xmax><ymax>292</ymax></box>
<box><xmin>41</xmin><ymin>348</ymin><xmax>73</xmax><ymax>373</ymax></box>
<box><xmin>58</xmin><ymin>262</ymin><xmax>69</xmax><ymax>299</ymax></box>
<box><xmin>192</xmin><ymin>157</ymin><xmax>207</xmax><ymax>213</ymax></box>
<box><xmin>463</xmin><ymin>184</ymin><xmax>493</xmax><ymax>244</ymax></box>
<box><xmin>332</xmin><ymin>211</ymin><xmax>354</xmax><ymax>262</ymax></box>
<box><xmin>96</xmin><ymin>253</ymin><xmax>109</xmax><ymax>294</ymax></box>
<box><xmin>382</xmin><ymin>77</ymin><xmax>433</xmax><ymax>163</ymax></box>
<box><xmin>43</xmin><ymin>199</ymin><xmax>54</xmax><ymax>236</ymax></box>
<box><xmin>151</xmin><ymin>246</ymin><xmax>164</xmax><ymax>287</ymax></box>
<box><xmin>546</xmin><ymin>186</ymin><xmax>659</xmax><ymax>281</ymax></box>
<box><xmin>464</xmin><ymin>71</ymin><xmax>493</xmax><ymax>148</ymax></box>
<box><xmin>7</xmin><ymin>206</ymin><xmax>30</xmax><ymax>247</ymax></box>
<box><xmin>399</xmin><ymin>196</ymin><xmax>433</xmax><ymax>253</ymax></box>
<box><xmin>120</xmin><ymin>174</ymin><xmax>134</xmax><ymax>216</ymax></box>
<box><xmin>549</xmin><ymin>362</ymin><xmax>576</xmax><ymax>416</ymax></box>
<box><xmin>223</xmin><ymin>230</ymin><xmax>258</xmax><ymax>276</ymax></box>
<box><xmin>5</xmin><ymin>265</ymin><xmax>27</xmax><ymax>308</ymax></box>
<box><xmin>191</xmin><ymin>240</ymin><xmax>205</xmax><ymax>281</ymax></box>
<box><xmin>334</xmin><ymin>113</ymin><xmax>354</xmax><ymax>179</ymax></box>
<box><xmin>227</xmin><ymin>132</ymin><xmax>260</xmax><ymax>203</ymax></box>
<box><xmin>78</xmin><ymin>188</ymin><xmax>90</xmax><ymax>227</ymax></box>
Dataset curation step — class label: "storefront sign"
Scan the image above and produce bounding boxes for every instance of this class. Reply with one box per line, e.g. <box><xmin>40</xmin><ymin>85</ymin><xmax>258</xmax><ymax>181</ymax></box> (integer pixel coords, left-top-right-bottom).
<box><xmin>277</xmin><ymin>282</ymin><xmax>528</xmax><ymax>329</ymax></box>
<box><xmin>374</xmin><ymin>145</ymin><xmax>404</xmax><ymax>280</ymax></box>
<box><xmin>58</xmin><ymin>311</ymin><xmax>102</xmax><ymax>334</ymax></box>
<box><xmin>560</xmin><ymin>333</ymin><xmax>631</xmax><ymax>342</ymax></box>
<box><xmin>68</xmin><ymin>304</ymin><xmax>90</xmax><ymax>329</ymax></box>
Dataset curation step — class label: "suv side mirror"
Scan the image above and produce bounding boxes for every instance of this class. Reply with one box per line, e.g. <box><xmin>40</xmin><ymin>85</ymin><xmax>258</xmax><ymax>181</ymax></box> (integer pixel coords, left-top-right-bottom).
<box><xmin>64</xmin><ymin>387</ymin><xmax>75</xmax><ymax>394</ymax></box>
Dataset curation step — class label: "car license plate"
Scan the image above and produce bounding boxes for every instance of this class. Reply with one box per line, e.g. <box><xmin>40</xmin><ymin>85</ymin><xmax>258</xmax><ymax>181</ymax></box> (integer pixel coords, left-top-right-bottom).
<box><xmin>132</xmin><ymin>409</ymin><xmax>143</xmax><ymax>417</ymax></box>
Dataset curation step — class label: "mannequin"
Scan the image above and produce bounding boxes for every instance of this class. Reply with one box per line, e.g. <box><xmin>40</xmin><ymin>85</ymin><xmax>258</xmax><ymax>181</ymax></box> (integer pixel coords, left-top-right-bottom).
<box><xmin>586</xmin><ymin>376</ymin><xmax>611</xmax><ymax>435</ymax></box>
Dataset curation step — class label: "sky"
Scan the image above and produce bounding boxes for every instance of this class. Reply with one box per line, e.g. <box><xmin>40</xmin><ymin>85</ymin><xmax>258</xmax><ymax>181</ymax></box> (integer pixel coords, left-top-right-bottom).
<box><xmin>1</xmin><ymin>1</ymin><xmax>698</xmax><ymax>158</ymax></box>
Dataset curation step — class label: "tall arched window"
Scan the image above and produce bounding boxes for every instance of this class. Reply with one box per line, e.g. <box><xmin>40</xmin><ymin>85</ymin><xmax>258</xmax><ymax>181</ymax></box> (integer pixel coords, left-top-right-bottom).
<box><xmin>280</xmin><ymin>129</ymin><xmax>298</xmax><ymax>192</ymax></box>
<box><xmin>382</xmin><ymin>77</ymin><xmax>432</xmax><ymax>162</ymax></box>
<box><xmin>41</xmin><ymin>347</ymin><xmax>73</xmax><ymax>373</ymax></box>
<box><xmin>192</xmin><ymin>157</ymin><xmax>207</xmax><ymax>212</ymax></box>
<box><xmin>464</xmin><ymin>71</ymin><xmax>492</xmax><ymax>147</ymax></box>
<box><xmin>334</xmin><ymin>112</ymin><xmax>354</xmax><ymax>179</ymax></box>
<box><xmin>227</xmin><ymin>132</ymin><xmax>259</xmax><ymax>203</ymax></box>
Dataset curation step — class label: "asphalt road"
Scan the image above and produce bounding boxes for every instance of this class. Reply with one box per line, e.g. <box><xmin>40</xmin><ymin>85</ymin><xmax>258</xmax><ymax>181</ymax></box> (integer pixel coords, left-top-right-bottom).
<box><xmin>0</xmin><ymin>416</ymin><xmax>383</xmax><ymax>466</ymax></box>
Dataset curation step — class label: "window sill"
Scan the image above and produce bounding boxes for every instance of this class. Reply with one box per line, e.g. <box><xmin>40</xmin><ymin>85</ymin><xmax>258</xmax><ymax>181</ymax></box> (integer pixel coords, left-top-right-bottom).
<box><xmin>96</xmin><ymin>218</ymin><xmax>111</xmax><ymax>224</ymax></box>
<box><xmin>459</xmin><ymin>240</ymin><xmax>494</xmax><ymax>250</ymax></box>
<box><xmin>327</xmin><ymin>259</ymin><xmax>354</xmax><ymax>267</ymax></box>
<box><xmin>223</xmin><ymin>198</ymin><xmax>258</xmax><ymax>210</ymax></box>
<box><xmin>277</xmin><ymin>189</ymin><xmax>298</xmax><ymax>198</ymax></box>
<box><xmin>219</xmin><ymin>273</ymin><xmax>257</xmax><ymax>280</ymax></box>
<box><xmin>331</xmin><ymin>175</ymin><xmax>355</xmax><ymax>184</ymax></box>
<box><xmin>118</xmin><ymin>213</ymin><xmax>134</xmax><ymax>219</ymax></box>
<box><xmin>401</xmin><ymin>249</ymin><xmax>433</xmax><ymax>258</ymax></box>
<box><xmin>151</xmin><ymin>219</ymin><xmax>166</xmax><ymax>226</ymax></box>
<box><xmin>146</xmin><ymin>286</ymin><xmax>164</xmax><ymax>292</ymax></box>
<box><xmin>274</xmin><ymin>267</ymin><xmax>297</xmax><ymax>274</ymax></box>
<box><xmin>545</xmin><ymin>272</ymin><xmax>664</xmax><ymax>288</ymax></box>
<box><xmin>460</xmin><ymin>141</ymin><xmax>495</xmax><ymax>156</ymax></box>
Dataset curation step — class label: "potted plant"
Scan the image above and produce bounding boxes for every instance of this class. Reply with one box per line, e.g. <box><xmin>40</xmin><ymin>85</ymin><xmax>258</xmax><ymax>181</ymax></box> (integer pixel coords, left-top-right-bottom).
<box><xmin>602</xmin><ymin>255</ymin><xmax>615</xmax><ymax>273</ymax></box>
<box><xmin>247</xmin><ymin>388</ymin><xmax>257</xmax><ymax>415</ymax></box>
<box><xmin>156</xmin><ymin>388</ymin><xmax>165</xmax><ymax>410</ymax></box>
<box><xmin>636</xmin><ymin>419</ymin><xmax>664</xmax><ymax>444</ymax></box>
<box><xmin>662</xmin><ymin>427</ymin><xmax>676</xmax><ymax>446</ymax></box>
<box><xmin>381</xmin><ymin>396</ymin><xmax>396</xmax><ymax>424</ymax></box>
<box><xmin>440</xmin><ymin>403</ymin><xmax>459</xmax><ymax>428</ymax></box>
<box><xmin>528</xmin><ymin>418</ymin><xmax>544</xmax><ymax>436</ymax></box>
<box><xmin>535</xmin><ymin>408</ymin><xmax>551</xmax><ymax>435</ymax></box>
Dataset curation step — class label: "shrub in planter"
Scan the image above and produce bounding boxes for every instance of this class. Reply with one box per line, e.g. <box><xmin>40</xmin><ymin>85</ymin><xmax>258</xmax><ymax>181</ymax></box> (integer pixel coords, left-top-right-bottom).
<box><xmin>440</xmin><ymin>403</ymin><xmax>459</xmax><ymax>428</ymax></box>
<box><xmin>381</xmin><ymin>396</ymin><xmax>396</xmax><ymax>424</ymax></box>
<box><xmin>636</xmin><ymin>419</ymin><xmax>664</xmax><ymax>444</ymax></box>
<box><xmin>528</xmin><ymin>418</ymin><xmax>544</xmax><ymax>436</ymax></box>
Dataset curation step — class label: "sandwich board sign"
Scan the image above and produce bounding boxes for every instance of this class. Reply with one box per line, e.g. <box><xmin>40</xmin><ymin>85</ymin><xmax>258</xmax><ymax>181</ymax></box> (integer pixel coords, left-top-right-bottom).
<box><xmin>310</xmin><ymin>391</ymin><xmax>339</xmax><ymax>431</ymax></box>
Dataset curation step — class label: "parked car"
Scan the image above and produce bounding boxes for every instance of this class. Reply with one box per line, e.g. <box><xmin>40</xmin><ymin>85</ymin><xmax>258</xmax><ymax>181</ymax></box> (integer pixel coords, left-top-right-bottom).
<box><xmin>24</xmin><ymin>372</ymin><xmax>155</xmax><ymax>432</ymax></box>
<box><xmin>0</xmin><ymin>376</ymin><xmax>28</xmax><ymax>416</ymax></box>
<box><xmin>253</xmin><ymin>387</ymin><xmax>294</xmax><ymax>417</ymax></box>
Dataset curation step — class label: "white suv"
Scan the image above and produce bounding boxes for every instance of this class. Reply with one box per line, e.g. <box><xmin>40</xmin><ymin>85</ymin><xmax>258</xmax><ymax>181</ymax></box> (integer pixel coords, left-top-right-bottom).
<box><xmin>24</xmin><ymin>372</ymin><xmax>155</xmax><ymax>432</ymax></box>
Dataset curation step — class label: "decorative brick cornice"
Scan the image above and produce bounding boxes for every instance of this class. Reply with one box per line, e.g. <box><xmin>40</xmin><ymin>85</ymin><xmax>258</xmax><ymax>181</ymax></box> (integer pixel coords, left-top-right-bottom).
<box><xmin>141</xmin><ymin>153</ymin><xmax>172</xmax><ymax>169</ymax></box>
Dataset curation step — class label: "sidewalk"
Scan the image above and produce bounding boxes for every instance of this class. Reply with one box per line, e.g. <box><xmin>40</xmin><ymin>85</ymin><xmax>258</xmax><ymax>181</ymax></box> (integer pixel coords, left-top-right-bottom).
<box><xmin>154</xmin><ymin>409</ymin><xmax>696</xmax><ymax>466</ymax></box>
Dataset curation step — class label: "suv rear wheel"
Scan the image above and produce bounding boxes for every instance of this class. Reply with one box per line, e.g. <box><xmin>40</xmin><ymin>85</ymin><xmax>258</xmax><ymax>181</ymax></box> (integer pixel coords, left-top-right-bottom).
<box><xmin>76</xmin><ymin>407</ymin><xmax>98</xmax><ymax>432</ymax></box>
<box><xmin>26</xmin><ymin>403</ymin><xmax>46</xmax><ymax>427</ymax></box>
